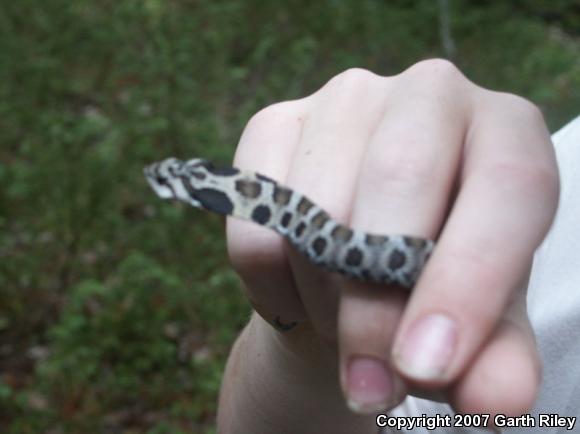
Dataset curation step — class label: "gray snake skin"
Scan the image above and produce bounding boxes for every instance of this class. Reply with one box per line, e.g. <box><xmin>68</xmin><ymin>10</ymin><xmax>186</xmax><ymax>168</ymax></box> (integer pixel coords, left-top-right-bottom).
<box><xmin>144</xmin><ymin>158</ymin><xmax>434</xmax><ymax>289</ymax></box>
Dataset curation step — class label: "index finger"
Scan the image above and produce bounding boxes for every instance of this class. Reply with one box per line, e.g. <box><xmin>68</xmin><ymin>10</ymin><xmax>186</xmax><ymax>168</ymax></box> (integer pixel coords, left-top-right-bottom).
<box><xmin>391</xmin><ymin>92</ymin><xmax>559</xmax><ymax>385</ymax></box>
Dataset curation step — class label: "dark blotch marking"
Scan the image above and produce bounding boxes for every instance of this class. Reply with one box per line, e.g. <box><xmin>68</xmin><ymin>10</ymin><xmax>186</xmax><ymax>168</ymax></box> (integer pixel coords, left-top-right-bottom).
<box><xmin>204</xmin><ymin>161</ymin><xmax>240</xmax><ymax>176</ymax></box>
<box><xmin>297</xmin><ymin>197</ymin><xmax>313</xmax><ymax>215</ymax></box>
<box><xmin>294</xmin><ymin>222</ymin><xmax>306</xmax><ymax>238</ymax></box>
<box><xmin>257</xmin><ymin>173</ymin><xmax>277</xmax><ymax>183</ymax></box>
<box><xmin>345</xmin><ymin>247</ymin><xmax>363</xmax><ymax>267</ymax></box>
<box><xmin>280</xmin><ymin>212</ymin><xmax>293</xmax><ymax>228</ymax></box>
<box><xmin>311</xmin><ymin>237</ymin><xmax>327</xmax><ymax>256</ymax></box>
<box><xmin>403</xmin><ymin>236</ymin><xmax>428</xmax><ymax>249</ymax></box>
<box><xmin>189</xmin><ymin>187</ymin><xmax>234</xmax><ymax>215</ymax></box>
<box><xmin>273</xmin><ymin>186</ymin><xmax>292</xmax><ymax>206</ymax></box>
<box><xmin>190</xmin><ymin>171</ymin><xmax>206</xmax><ymax>180</ymax></box>
<box><xmin>388</xmin><ymin>249</ymin><xmax>407</xmax><ymax>270</ymax></box>
<box><xmin>251</xmin><ymin>205</ymin><xmax>271</xmax><ymax>224</ymax></box>
<box><xmin>311</xmin><ymin>211</ymin><xmax>329</xmax><ymax>229</ymax></box>
<box><xmin>235</xmin><ymin>179</ymin><xmax>262</xmax><ymax>199</ymax></box>
<box><xmin>331</xmin><ymin>225</ymin><xmax>353</xmax><ymax>243</ymax></box>
<box><xmin>273</xmin><ymin>316</ymin><xmax>298</xmax><ymax>332</ymax></box>
<box><xmin>149</xmin><ymin>163</ymin><xmax>162</xmax><ymax>180</ymax></box>
<box><xmin>153</xmin><ymin>172</ymin><xmax>177</xmax><ymax>197</ymax></box>
<box><xmin>360</xmin><ymin>269</ymin><xmax>372</xmax><ymax>281</ymax></box>
<box><xmin>365</xmin><ymin>234</ymin><xmax>388</xmax><ymax>246</ymax></box>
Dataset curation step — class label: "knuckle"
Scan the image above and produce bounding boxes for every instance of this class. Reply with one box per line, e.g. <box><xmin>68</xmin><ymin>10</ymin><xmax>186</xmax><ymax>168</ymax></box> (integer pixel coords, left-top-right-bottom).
<box><xmin>400</xmin><ymin>59</ymin><xmax>472</xmax><ymax>101</ymax></box>
<box><xmin>407</xmin><ymin>58</ymin><xmax>464</xmax><ymax>83</ymax></box>
<box><xmin>338</xmin><ymin>67</ymin><xmax>378</xmax><ymax>83</ymax></box>
<box><xmin>245</xmin><ymin>100</ymin><xmax>301</xmax><ymax>131</ymax></box>
<box><xmin>325</xmin><ymin>67</ymin><xmax>381</xmax><ymax>93</ymax></box>
<box><xmin>498</xmin><ymin>93</ymin><xmax>545</xmax><ymax>123</ymax></box>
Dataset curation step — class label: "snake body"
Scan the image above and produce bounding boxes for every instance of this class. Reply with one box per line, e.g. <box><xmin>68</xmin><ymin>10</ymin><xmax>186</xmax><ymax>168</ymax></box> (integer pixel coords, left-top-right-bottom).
<box><xmin>144</xmin><ymin>158</ymin><xmax>434</xmax><ymax>289</ymax></box>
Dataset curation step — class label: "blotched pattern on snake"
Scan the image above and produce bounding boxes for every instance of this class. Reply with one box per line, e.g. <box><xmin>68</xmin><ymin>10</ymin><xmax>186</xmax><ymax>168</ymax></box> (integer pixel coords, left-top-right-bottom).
<box><xmin>144</xmin><ymin>158</ymin><xmax>434</xmax><ymax>289</ymax></box>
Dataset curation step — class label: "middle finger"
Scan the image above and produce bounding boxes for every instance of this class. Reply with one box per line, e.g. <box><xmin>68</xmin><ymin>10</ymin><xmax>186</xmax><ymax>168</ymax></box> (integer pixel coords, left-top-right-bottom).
<box><xmin>339</xmin><ymin>63</ymin><xmax>473</xmax><ymax>412</ymax></box>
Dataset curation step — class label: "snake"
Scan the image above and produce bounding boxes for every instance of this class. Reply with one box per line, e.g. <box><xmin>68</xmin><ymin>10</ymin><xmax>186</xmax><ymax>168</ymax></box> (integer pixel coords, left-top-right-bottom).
<box><xmin>144</xmin><ymin>157</ymin><xmax>435</xmax><ymax>289</ymax></box>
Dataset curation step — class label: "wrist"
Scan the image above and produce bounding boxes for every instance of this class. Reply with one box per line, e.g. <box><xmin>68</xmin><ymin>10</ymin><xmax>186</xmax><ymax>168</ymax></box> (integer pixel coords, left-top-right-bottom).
<box><xmin>218</xmin><ymin>312</ymin><xmax>377</xmax><ymax>434</ymax></box>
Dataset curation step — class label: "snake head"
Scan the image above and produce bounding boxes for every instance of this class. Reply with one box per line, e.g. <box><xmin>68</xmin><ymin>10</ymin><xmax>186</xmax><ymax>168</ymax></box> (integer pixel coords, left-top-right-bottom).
<box><xmin>144</xmin><ymin>157</ymin><xmax>212</xmax><ymax>208</ymax></box>
<box><xmin>143</xmin><ymin>157</ymin><xmax>185</xmax><ymax>199</ymax></box>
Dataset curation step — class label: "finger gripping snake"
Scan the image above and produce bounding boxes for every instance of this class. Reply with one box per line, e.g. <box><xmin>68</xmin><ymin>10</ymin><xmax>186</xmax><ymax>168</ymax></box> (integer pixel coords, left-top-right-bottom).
<box><xmin>144</xmin><ymin>158</ymin><xmax>434</xmax><ymax>289</ymax></box>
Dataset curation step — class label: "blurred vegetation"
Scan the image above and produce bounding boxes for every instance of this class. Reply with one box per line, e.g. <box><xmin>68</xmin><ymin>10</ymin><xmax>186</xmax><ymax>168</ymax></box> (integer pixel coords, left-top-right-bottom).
<box><xmin>0</xmin><ymin>0</ymin><xmax>578</xmax><ymax>432</ymax></box>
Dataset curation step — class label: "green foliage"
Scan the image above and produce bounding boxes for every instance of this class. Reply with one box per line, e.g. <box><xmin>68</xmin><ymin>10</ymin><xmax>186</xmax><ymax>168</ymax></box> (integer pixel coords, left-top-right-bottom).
<box><xmin>41</xmin><ymin>253</ymin><xmax>185</xmax><ymax>388</ymax></box>
<box><xmin>465</xmin><ymin>0</ymin><xmax>580</xmax><ymax>35</ymax></box>
<box><xmin>0</xmin><ymin>0</ymin><xmax>578</xmax><ymax>432</ymax></box>
<box><xmin>453</xmin><ymin>0</ymin><xmax>580</xmax><ymax>125</ymax></box>
<box><xmin>3</xmin><ymin>253</ymin><xmax>246</xmax><ymax>432</ymax></box>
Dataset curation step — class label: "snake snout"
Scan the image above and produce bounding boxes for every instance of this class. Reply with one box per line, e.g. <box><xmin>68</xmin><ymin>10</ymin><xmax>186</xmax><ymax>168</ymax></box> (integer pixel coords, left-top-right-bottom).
<box><xmin>144</xmin><ymin>163</ymin><xmax>176</xmax><ymax>199</ymax></box>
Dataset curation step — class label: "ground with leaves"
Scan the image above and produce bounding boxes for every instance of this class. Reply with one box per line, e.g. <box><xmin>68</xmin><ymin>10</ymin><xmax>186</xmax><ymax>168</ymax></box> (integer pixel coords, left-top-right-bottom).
<box><xmin>0</xmin><ymin>1</ymin><xmax>578</xmax><ymax>433</ymax></box>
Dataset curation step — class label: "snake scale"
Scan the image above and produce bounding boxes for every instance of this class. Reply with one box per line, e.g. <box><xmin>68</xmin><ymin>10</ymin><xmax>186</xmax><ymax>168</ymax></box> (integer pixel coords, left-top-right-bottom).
<box><xmin>144</xmin><ymin>158</ymin><xmax>435</xmax><ymax>289</ymax></box>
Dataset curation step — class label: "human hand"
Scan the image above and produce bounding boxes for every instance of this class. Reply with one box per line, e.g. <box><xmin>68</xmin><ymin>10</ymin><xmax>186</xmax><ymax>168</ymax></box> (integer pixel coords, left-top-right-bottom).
<box><xmin>226</xmin><ymin>59</ymin><xmax>559</xmax><ymax>416</ymax></box>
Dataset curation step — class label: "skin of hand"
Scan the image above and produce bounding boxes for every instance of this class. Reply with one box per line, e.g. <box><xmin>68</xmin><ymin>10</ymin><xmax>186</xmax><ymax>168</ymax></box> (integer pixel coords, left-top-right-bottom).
<box><xmin>218</xmin><ymin>59</ymin><xmax>560</xmax><ymax>432</ymax></box>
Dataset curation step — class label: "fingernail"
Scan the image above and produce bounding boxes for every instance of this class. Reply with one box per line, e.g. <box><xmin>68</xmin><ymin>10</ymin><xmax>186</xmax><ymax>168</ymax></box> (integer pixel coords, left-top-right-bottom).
<box><xmin>394</xmin><ymin>313</ymin><xmax>457</xmax><ymax>380</ymax></box>
<box><xmin>346</xmin><ymin>357</ymin><xmax>393</xmax><ymax>413</ymax></box>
